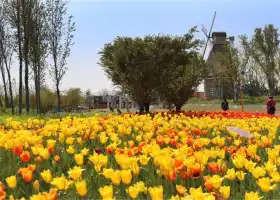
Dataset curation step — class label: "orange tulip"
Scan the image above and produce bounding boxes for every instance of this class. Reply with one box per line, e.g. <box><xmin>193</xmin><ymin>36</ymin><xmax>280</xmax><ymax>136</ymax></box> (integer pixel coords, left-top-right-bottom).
<box><xmin>21</xmin><ymin>170</ymin><xmax>33</xmax><ymax>182</ymax></box>
<box><xmin>35</xmin><ymin>156</ymin><xmax>42</xmax><ymax>163</ymax></box>
<box><xmin>170</xmin><ymin>139</ymin><xmax>177</xmax><ymax>147</ymax></box>
<box><xmin>54</xmin><ymin>155</ymin><xmax>60</xmax><ymax>162</ymax></box>
<box><xmin>208</xmin><ymin>162</ymin><xmax>220</xmax><ymax>174</ymax></box>
<box><xmin>174</xmin><ymin>160</ymin><xmax>184</xmax><ymax>171</ymax></box>
<box><xmin>191</xmin><ymin>164</ymin><xmax>202</xmax><ymax>178</ymax></box>
<box><xmin>12</xmin><ymin>145</ymin><xmax>23</xmax><ymax>156</ymax></box>
<box><xmin>0</xmin><ymin>182</ymin><xmax>6</xmax><ymax>200</ymax></box>
<box><xmin>204</xmin><ymin>176</ymin><xmax>214</xmax><ymax>192</ymax></box>
<box><xmin>165</xmin><ymin>170</ymin><xmax>176</xmax><ymax>181</ymax></box>
<box><xmin>179</xmin><ymin>170</ymin><xmax>188</xmax><ymax>180</ymax></box>
<box><xmin>48</xmin><ymin>147</ymin><xmax>55</xmax><ymax>154</ymax></box>
<box><xmin>20</xmin><ymin>151</ymin><xmax>30</xmax><ymax>163</ymax></box>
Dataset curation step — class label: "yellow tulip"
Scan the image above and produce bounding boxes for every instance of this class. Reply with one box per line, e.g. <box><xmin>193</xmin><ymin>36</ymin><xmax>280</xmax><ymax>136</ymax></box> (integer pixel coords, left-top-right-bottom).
<box><xmin>99</xmin><ymin>185</ymin><xmax>113</xmax><ymax>200</ymax></box>
<box><xmin>66</xmin><ymin>137</ymin><xmax>75</xmax><ymax>145</ymax></box>
<box><xmin>89</xmin><ymin>153</ymin><xmax>99</xmax><ymax>165</ymax></box>
<box><xmin>74</xmin><ymin>153</ymin><xmax>84</xmax><ymax>165</ymax></box>
<box><xmin>219</xmin><ymin>186</ymin><xmax>230</xmax><ymax>199</ymax></box>
<box><xmin>225</xmin><ymin>168</ymin><xmax>236</xmax><ymax>181</ymax></box>
<box><xmin>257</xmin><ymin>177</ymin><xmax>277</xmax><ymax>193</ymax></box>
<box><xmin>100</xmin><ymin>135</ymin><xmax>108</xmax><ymax>144</ymax></box>
<box><xmin>244</xmin><ymin>192</ymin><xmax>261</xmax><ymax>200</ymax></box>
<box><xmin>232</xmin><ymin>154</ymin><xmax>244</xmax><ymax>169</ymax></box>
<box><xmin>75</xmin><ymin>180</ymin><xmax>87</xmax><ymax>197</ymax></box>
<box><xmin>210</xmin><ymin>175</ymin><xmax>223</xmax><ymax>189</ymax></box>
<box><xmin>236</xmin><ymin>171</ymin><xmax>245</xmax><ymax>181</ymax></box>
<box><xmin>135</xmin><ymin>181</ymin><xmax>147</xmax><ymax>193</ymax></box>
<box><xmin>189</xmin><ymin>187</ymin><xmax>204</xmax><ymax>200</ymax></box>
<box><xmin>139</xmin><ymin>155</ymin><xmax>150</xmax><ymax>165</ymax></box>
<box><xmin>46</xmin><ymin>139</ymin><xmax>56</xmax><ymax>148</ymax></box>
<box><xmin>270</xmin><ymin>171</ymin><xmax>280</xmax><ymax>183</ymax></box>
<box><xmin>66</xmin><ymin>145</ymin><xmax>75</xmax><ymax>154</ymax></box>
<box><xmin>40</xmin><ymin>169</ymin><xmax>53</xmax><ymax>183</ymax></box>
<box><xmin>81</xmin><ymin>148</ymin><xmax>89</xmax><ymax>156</ymax></box>
<box><xmin>51</xmin><ymin>176</ymin><xmax>72</xmax><ymax>190</ymax></box>
<box><xmin>126</xmin><ymin>186</ymin><xmax>139</xmax><ymax>199</ymax></box>
<box><xmin>68</xmin><ymin>166</ymin><xmax>83</xmax><ymax>181</ymax></box>
<box><xmin>33</xmin><ymin>180</ymin><xmax>40</xmax><ymax>191</ymax></box>
<box><xmin>176</xmin><ymin>185</ymin><xmax>187</xmax><ymax>195</ymax></box>
<box><xmin>148</xmin><ymin>186</ymin><xmax>163</xmax><ymax>200</ymax></box>
<box><xmin>111</xmin><ymin>170</ymin><xmax>121</xmax><ymax>185</ymax></box>
<box><xmin>9</xmin><ymin>195</ymin><xmax>15</xmax><ymax>200</ymax></box>
<box><xmin>6</xmin><ymin>176</ymin><xmax>17</xmax><ymax>189</ymax></box>
<box><xmin>120</xmin><ymin>169</ymin><xmax>132</xmax><ymax>185</ymax></box>
<box><xmin>251</xmin><ymin>167</ymin><xmax>266</xmax><ymax>179</ymax></box>
<box><xmin>39</xmin><ymin>148</ymin><xmax>50</xmax><ymax>160</ymax></box>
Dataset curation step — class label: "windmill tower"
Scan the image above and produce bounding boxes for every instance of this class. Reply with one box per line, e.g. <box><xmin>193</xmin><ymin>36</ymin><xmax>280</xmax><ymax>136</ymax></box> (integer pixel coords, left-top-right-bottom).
<box><xmin>202</xmin><ymin>12</ymin><xmax>235</xmax><ymax>100</ymax></box>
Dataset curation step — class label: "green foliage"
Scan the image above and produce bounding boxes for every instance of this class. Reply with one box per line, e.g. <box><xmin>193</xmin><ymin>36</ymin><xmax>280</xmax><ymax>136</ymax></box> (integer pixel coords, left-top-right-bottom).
<box><xmin>99</xmin><ymin>27</ymin><xmax>205</xmax><ymax>110</ymax></box>
<box><xmin>62</xmin><ymin>88</ymin><xmax>84</xmax><ymax>110</ymax></box>
<box><xmin>158</xmin><ymin>54</ymin><xmax>206</xmax><ymax>110</ymax></box>
<box><xmin>40</xmin><ymin>88</ymin><xmax>57</xmax><ymax>113</ymax></box>
<box><xmin>250</xmin><ymin>24</ymin><xmax>280</xmax><ymax>95</ymax></box>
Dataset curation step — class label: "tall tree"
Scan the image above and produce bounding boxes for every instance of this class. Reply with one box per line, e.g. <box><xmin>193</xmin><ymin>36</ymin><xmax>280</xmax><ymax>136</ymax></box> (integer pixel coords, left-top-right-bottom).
<box><xmin>29</xmin><ymin>0</ymin><xmax>48</xmax><ymax>114</ymax></box>
<box><xmin>159</xmin><ymin>54</ymin><xmax>206</xmax><ymax>111</ymax></box>
<box><xmin>99</xmin><ymin>27</ymin><xmax>204</xmax><ymax>113</ymax></box>
<box><xmin>99</xmin><ymin>36</ymin><xmax>157</xmax><ymax>113</ymax></box>
<box><xmin>6</xmin><ymin>0</ymin><xmax>24</xmax><ymax>114</ymax></box>
<box><xmin>21</xmin><ymin>0</ymin><xmax>36</xmax><ymax>113</ymax></box>
<box><xmin>46</xmin><ymin>0</ymin><xmax>75</xmax><ymax>112</ymax></box>
<box><xmin>0</xmin><ymin>1</ymin><xmax>10</xmax><ymax>110</ymax></box>
<box><xmin>251</xmin><ymin>24</ymin><xmax>280</xmax><ymax>95</ymax></box>
<box><xmin>239</xmin><ymin>35</ymin><xmax>267</xmax><ymax>96</ymax></box>
<box><xmin>0</xmin><ymin>56</ymin><xmax>9</xmax><ymax>109</ymax></box>
<box><xmin>0</xmin><ymin>20</ymin><xmax>14</xmax><ymax>113</ymax></box>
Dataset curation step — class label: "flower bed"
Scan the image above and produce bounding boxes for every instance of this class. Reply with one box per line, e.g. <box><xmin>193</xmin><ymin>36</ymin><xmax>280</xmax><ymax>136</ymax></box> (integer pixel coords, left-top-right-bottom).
<box><xmin>0</xmin><ymin>112</ymin><xmax>279</xmax><ymax>199</ymax></box>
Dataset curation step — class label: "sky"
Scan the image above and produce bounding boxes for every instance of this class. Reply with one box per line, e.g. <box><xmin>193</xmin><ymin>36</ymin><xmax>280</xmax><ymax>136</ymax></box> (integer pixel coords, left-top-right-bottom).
<box><xmin>44</xmin><ymin>0</ymin><xmax>280</xmax><ymax>93</ymax></box>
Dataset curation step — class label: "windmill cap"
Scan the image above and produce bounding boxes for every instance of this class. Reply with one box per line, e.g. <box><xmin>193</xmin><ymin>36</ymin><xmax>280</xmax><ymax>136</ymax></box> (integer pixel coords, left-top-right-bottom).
<box><xmin>212</xmin><ymin>32</ymin><xmax>227</xmax><ymax>38</ymax></box>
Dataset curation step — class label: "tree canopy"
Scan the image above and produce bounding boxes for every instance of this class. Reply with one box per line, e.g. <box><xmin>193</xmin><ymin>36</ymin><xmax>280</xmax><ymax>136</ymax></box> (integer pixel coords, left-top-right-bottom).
<box><xmin>99</xmin><ymin>27</ymin><xmax>206</xmax><ymax>112</ymax></box>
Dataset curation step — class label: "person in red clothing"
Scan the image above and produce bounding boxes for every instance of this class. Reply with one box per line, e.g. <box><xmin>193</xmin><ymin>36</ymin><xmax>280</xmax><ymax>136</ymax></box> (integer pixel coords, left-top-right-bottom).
<box><xmin>266</xmin><ymin>96</ymin><xmax>276</xmax><ymax>115</ymax></box>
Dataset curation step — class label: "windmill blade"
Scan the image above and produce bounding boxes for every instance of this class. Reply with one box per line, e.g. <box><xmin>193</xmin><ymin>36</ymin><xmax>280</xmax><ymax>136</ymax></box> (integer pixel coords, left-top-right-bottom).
<box><xmin>208</xmin><ymin>11</ymin><xmax>216</xmax><ymax>38</ymax></box>
<box><xmin>203</xmin><ymin>39</ymin><xmax>210</xmax><ymax>58</ymax></box>
<box><xmin>201</xmin><ymin>24</ymin><xmax>208</xmax><ymax>37</ymax></box>
<box><xmin>202</xmin><ymin>11</ymin><xmax>216</xmax><ymax>58</ymax></box>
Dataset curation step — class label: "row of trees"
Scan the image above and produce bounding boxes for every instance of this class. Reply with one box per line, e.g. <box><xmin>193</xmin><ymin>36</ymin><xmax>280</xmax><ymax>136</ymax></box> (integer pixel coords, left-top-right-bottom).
<box><xmin>100</xmin><ymin>24</ymin><xmax>280</xmax><ymax>112</ymax></box>
<box><xmin>0</xmin><ymin>0</ymin><xmax>75</xmax><ymax>114</ymax></box>
<box><xmin>99</xmin><ymin>27</ymin><xmax>207</xmax><ymax>112</ymax></box>
<box><xmin>216</xmin><ymin>24</ymin><xmax>280</xmax><ymax>97</ymax></box>
<box><xmin>0</xmin><ymin>87</ymin><xmax>86</xmax><ymax>114</ymax></box>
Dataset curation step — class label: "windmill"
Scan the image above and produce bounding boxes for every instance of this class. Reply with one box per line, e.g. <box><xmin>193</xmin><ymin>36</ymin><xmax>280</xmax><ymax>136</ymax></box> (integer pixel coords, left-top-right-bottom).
<box><xmin>202</xmin><ymin>11</ymin><xmax>216</xmax><ymax>59</ymax></box>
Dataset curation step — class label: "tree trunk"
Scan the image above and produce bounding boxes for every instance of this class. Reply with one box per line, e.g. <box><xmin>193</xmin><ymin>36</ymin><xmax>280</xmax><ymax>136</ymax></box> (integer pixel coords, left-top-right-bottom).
<box><xmin>17</xmin><ymin>0</ymin><xmax>23</xmax><ymax>115</ymax></box>
<box><xmin>24</xmin><ymin>52</ymin><xmax>29</xmax><ymax>113</ymax></box>
<box><xmin>56</xmin><ymin>83</ymin><xmax>61</xmax><ymax>112</ymax></box>
<box><xmin>7</xmin><ymin>70</ymin><xmax>14</xmax><ymax>114</ymax></box>
<box><xmin>0</xmin><ymin>65</ymin><xmax>9</xmax><ymax>109</ymax></box>
<box><xmin>22</xmin><ymin>0</ymin><xmax>30</xmax><ymax>113</ymax></box>
<box><xmin>33</xmin><ymin>60</ymin><xmax>39</xmax><ymax>114</ymax></box>
<box><xmin>0</xmin><ymin>96</ymin><xmax>3</xmax><ymax>109</ymax></box>
<box><xmin>36</xmin><ymin>66</ymin><xmax>41</xmax><ymax>114</ymax></box>
<box><xmin>144</xmin><ymin>103</ymin><xmax>150</xmax><ymax>113</ymax></box>
<box><xmin>175</xmin><ymin>103</ymin><xmax>183</xmax><ymax>112</ymax></box>
<box><xmin>139</xmin><ymin>104</ymin><xmax>145</xmax><ymax>114</ymax></box>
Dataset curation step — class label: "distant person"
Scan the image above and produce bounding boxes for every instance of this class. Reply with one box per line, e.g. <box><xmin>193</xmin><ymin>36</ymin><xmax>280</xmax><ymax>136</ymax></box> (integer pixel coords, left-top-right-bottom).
<box><xmin>221</xmin><ymin>98</ymin><xmax>229</xmax><ymax>111</ymax></box>
<box><xmin>266</xmin><ymin>96</ymin><xmax>276</xmax><ymax>115</ymax></box>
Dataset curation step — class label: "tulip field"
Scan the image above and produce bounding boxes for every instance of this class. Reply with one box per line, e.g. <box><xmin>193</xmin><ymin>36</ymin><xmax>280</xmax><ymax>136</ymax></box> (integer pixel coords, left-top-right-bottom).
<box><xmin>0</xmin><ymin>111</ymin><xmax>280</xmax><ymax>200</ymax></box>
